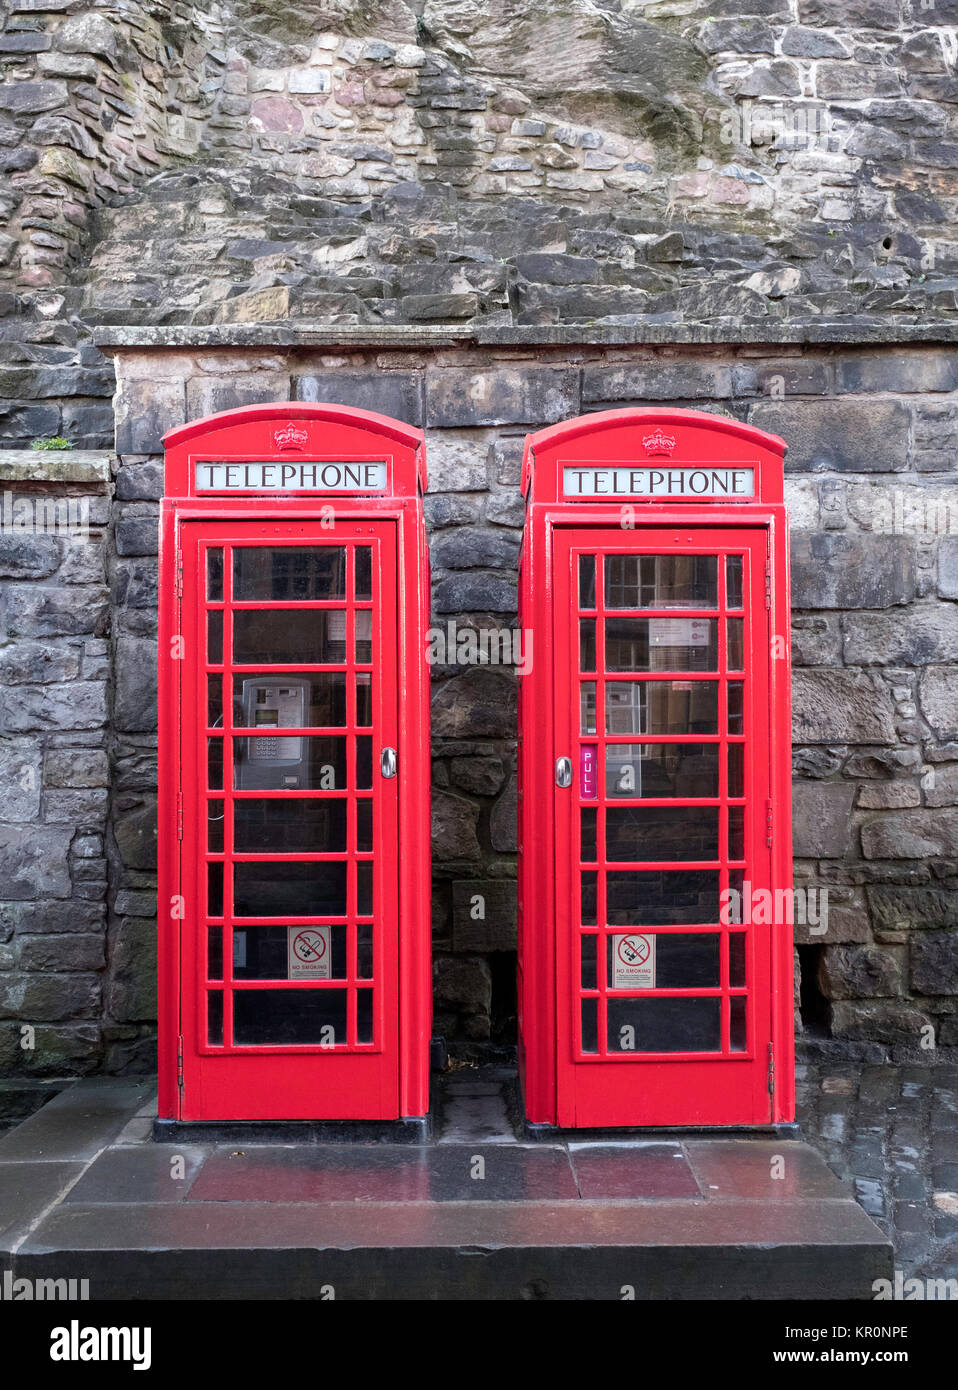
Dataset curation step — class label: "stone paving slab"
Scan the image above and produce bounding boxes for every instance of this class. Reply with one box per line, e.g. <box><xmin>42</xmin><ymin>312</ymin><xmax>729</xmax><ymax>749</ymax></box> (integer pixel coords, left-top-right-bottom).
<box><xmin>0</xmin><ymin>1074</ymin><xmax>893</xmax><ymax>1299</ymax></box>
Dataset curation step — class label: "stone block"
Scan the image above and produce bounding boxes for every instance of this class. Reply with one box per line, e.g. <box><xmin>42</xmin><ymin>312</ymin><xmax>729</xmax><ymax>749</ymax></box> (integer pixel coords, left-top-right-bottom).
<box><xmin>425</xmin><ymin>368</ymin><xmax>579</xmax><ymax>428</ymax></box>
<box><xmin>0</xmin><ymin>740</ymin><xmax>42</xmax><ymax>822</ymax></box>
<box><xmin>820</xmin><ymin>944</ymin><xmax>903</xmax><ymax>1000</ymax></box>
<box><xmin>830</xmin><ymin>1000</ymin><xmax>930</xmax><ymax>1044</ymax></box>
<box><xmin>843</xmin><ymin>604</ymin><xmax>958</xmax><ymax>666</ymax></box>
<box><xmin>790</xmin><ymin>532</ymin><xmax>916</xmax><ymax>609</ymax></box>
<box><xmin>0</xmin><ymin>825</ymin><xmax>72</xmax><ymax>900</ymax></box>
<box><xmin>1</xmin><ymin>584</ymin><xmax>107</xmax><ymax>639</ymax></box>
<box><xmin>790</xmin><ymin>615</ymin><xmax>841</xmax><ymax>666</ymax></box>
<box><xmin>114</xmin><ymin>636</ymin><xmax>157</xmax><ymax>733</ymax></box>
<box><xmin>18</xmin><ymin>934</ymin><xmax>105</xmax><ymax>972</ymax></box>
<box><xmin>792</xmin><ymin>670</ymin><xmax>896</xmax><ymax>744</ymax></box>
<box><xmin>792</xmin><ymin>782</ymin><xmax>857</xmax><ymax>858</ymax></box>
<box><xmin>114</xmin><ymin>380</ymin><xmax>186</xmax><ymax>455</ymax></box>
<box><xmin>431</xmin><ymin>527</ymin><xmax>520</xmax><ymax>570</ymax></box>
<box><xmin>0</xmin><ymin>533</ymin><xmax>61</xmax><ymax>579</ymax></box>
<box><xmin>919</xmin><ymin>666</ymin><xmax>958</xmax><ymax>737</ymax></box>
<box><xmin>926</xmin><ymin>766</ymin><xmax>958</xmax><ymax>808</ymax></box>
<box><xmin>583</xmin><ymin>361</ymin><xmax>733</xmax><ymax>402</ymax></box>
<box><xmin>431</xmin><ymin>791</ymin><xmax>480</xmax><ymax>861</ymax></box>
<box><xmin>749</xmin><ymin>399</ymin><xmax>910</xmax><ymax>473</ymax></box>
<box><xmin>490</xmin><ymin>775</ymin><xmax>517</xmax><ymax>852</ymax></box>
<box><xmin>294</xmin><ymin>371</ymin><xmax>422</xmax><ymax>425</ymax></box>
<box><xmin>432</xmin><ymin>669</ymin><xmax>517</xmax><ymax>739</ymax></box>
<box><xmin>115</xmin><ymin>513</ymin><xmax>158</xmax><ymax>557</ymax></box>
<box><xmin>433</xmin><ymin>573</ymin><xmax>517</xmax><ymax>614</ymax></box>
<box><xmin>107</xmin><ymin>916</ymin><xmax>156</xmax><ymax>1023</ymax></box>
<box><xmin>433</xmin><ymin>955</ymin><xmax>492</xmax><ymax>1017</ymax></box>
<box><xmin>910</xmin><ymin>932</ymin><xmax>958</xmax><ymax>995</ymax></box>
<box><xmin>424</xmin><ymin>433</ymin><xmax>488</xmax><ymax>492</ymax></box>
<box><xmin>861</xmin><ymin>809</ymin><xmax>958</xmax><ymax>860</ymax></box>
<box><xmin>1</xmin><ymin>682</ymin><xmax>107</xmax><ymax>733</ymax></box>
<box><xmin>836</xmin><ymin>351</ymin><xmax>958</xmax><ymax>395</ymax></box>
<box><xmin>939</xmin><ymin>537</ymin><xmax>958</xmax><ymax>600</ymax></box>
<box><xmin>451</xmin><ymin>879</ymin><xmax>517</xmax><ymax>952</ymax></box>
<box><xmin>449</xmin><ymin>756</ymin><xmax>505</xmax><ymax>796</ymax></box>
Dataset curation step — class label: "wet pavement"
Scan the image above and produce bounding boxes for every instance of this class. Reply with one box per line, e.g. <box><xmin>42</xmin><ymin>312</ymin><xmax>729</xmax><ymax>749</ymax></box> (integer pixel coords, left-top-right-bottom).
<box><xmin>0</xmin><ymin>1068</ymin><xmax>892</xmax><ymax>1299</ymax></box>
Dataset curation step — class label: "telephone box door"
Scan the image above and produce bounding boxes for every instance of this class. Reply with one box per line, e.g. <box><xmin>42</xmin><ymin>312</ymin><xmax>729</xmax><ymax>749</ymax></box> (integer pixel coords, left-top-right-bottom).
<box><xmin>179</xmin><ymin>517</ymin><xmax>400</xmax><ymax>1120</ymax></box>
<box><xmin>554</xmin><ymin>526</ymin><xmax>774</xmax><ymax>1127</ymax></box>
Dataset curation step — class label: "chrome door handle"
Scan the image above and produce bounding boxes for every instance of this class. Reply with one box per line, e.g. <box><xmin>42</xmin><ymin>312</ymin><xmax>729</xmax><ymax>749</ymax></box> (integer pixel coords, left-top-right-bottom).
<box><xmin>555</xmin><ymin>757</ymin><xmax>573</xmax><ymax>788</ymax></box>
<box><xmin>381</xmin><ymin>747</ymin><xmax>397</xmax><ymax>778</ymax></box>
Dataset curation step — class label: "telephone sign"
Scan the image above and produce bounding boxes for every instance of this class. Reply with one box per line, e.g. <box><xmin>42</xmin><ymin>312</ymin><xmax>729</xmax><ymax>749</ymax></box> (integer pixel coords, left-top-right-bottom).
<box><xmin>517</xmin><ymin>408</ymin><xmax>794</xmax><ymax>1129</ymax></box>
<box><xmin>157</xmin><ymin>403</ymin><xmax>431</xmax><ymax>1127</ymax></box>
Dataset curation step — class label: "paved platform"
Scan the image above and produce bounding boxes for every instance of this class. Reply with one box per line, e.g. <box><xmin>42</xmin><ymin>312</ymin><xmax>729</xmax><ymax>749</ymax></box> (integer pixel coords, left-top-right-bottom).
<box><xmin>0</xmin><ymin>1073</ymin><xmax>891</xmax><ymax>1300</ymax></box>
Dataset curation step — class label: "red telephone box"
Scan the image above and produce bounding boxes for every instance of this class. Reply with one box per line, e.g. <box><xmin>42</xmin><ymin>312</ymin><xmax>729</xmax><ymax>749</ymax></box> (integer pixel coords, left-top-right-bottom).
<box><xmin>156</xmin><ymin>403</ymin><xmax>430</xmax><ymax>1127</ymax></box>
<box><xmin>518</xmin><ymin>408</ymin><xmax>793</xmax><ymax>1129</ymax></box>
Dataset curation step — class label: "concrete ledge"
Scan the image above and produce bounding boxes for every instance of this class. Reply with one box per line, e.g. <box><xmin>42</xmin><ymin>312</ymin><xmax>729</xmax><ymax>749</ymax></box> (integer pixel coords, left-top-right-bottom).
<box><xmin>0</xmin><ymin>451</ymin><xmax>114</xmax><ymax>485</ymax></box>
<box><xmin>92</xmin><ymin>319</ymin><xmax>958</xmax><ymax>350</ymax></box>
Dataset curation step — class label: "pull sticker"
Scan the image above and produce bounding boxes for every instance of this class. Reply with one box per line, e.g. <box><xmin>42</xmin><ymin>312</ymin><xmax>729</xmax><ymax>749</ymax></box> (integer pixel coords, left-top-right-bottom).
<box><xmin>288</xmin><ymin>926</ymin><xmax>330</xmax><ymax>980</ymax></box>
<box><xmin>580</xmin><ymin>744</ymin><xmax>597</xmax><ymax>799</ymax></box>
<box><xmin>612</xmin><ymin>933</ymin><xmax>655</xmax><ymax>989</ymax></box>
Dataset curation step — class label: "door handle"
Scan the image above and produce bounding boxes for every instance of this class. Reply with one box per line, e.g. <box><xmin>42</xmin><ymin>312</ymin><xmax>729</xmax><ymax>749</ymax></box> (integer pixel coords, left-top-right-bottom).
<box><xmin>381</xmin><ymin>747</ymin><xmax>397</xmax><ymax>779</ymax></box>
<box><xmin>555</xmin><ymin>756</ymin><xmax>573</xmax><ymax>788</ymax></box>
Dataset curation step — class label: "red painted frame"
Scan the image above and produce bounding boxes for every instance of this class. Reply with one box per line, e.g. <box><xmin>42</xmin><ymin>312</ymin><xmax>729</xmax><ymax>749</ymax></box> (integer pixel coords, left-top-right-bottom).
<box><xmin>517</xmin><ymin>408</ymin><xmax>793</xmax><ymax>1128</ymax></box>
<box><xmin>158</xmin><ymin>404</ymin><xmax>431</xmax><ymax>1122</ymax></box>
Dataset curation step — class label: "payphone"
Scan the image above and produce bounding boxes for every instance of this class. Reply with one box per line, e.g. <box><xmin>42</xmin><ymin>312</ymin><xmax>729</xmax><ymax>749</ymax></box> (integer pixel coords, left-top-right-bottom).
<box><xmin>157</xmin><ymin>402</ymin><xmax>431</xmax><ymax>1128</ymax></box>
<box><xmin>517</xmin><ymin>408</ymin><xmax>793</xmax><ymax>1129</ymax></box>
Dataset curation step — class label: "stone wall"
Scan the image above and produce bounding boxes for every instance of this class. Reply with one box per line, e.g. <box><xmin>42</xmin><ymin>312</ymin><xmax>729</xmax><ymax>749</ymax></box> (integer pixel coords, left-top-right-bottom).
<box><xmin>6</xmin><ymin>1</ymin><xmax>958</xmax><ymax>446</ymax></box>
<box><xmin>58</xmin><ymin>333</ymin><xmax>951</xmax><ymax>1062</ymax></box>
<box><xmin>0</xmin><ymin>449</ymin><xmax>118</xmax><ymax>1075</ymax></box>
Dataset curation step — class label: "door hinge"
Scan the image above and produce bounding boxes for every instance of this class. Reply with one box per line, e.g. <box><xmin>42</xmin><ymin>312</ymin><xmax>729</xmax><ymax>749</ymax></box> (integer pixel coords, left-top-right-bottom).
<box><xmin>175</xmin><ymin>546</ymin><xmax>183</xmax><ymax>599</ymax></box>
<box><xmin>176</xmin><ymin>790</ymin><xmax>184</xmax><ymax>840</ymax></box>
<box><xmin>767</xmin><ymin>1042</ymin><xmax>775</xmax><ymax>1098</ymax></box>
<box><xmin>176</xmin><ymin>1035</ymin><xmax>184</xmax><ymax>1092</ymax></box>
<box><xmin>765</xmin><ymin>797</ymin><xmax>773</xmax><ymax>848</ymax></box>
<box><xmin>764</xmin><ymin>560</ymin><xmax>772</xmax><ymax>610</ymax></box>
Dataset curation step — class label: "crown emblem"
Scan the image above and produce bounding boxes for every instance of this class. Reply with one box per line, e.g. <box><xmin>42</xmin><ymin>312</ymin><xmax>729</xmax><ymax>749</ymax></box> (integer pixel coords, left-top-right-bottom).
<box><xmin>273</xmin><ymin>423</ymin><xmax>308</xmax><ymax>451</ymax></box>
<box><xmin>642</xmin><ymin>429</ymin><xmax>676</xmax><ymax>457</ymax></box>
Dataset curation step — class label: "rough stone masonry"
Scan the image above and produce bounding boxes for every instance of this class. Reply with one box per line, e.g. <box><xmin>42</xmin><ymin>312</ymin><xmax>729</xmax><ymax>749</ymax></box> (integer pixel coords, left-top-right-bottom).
<box><xmin>0</xmin><ymin>0</ymin><xmax>957</xmax><ymax>1079</ymax></box>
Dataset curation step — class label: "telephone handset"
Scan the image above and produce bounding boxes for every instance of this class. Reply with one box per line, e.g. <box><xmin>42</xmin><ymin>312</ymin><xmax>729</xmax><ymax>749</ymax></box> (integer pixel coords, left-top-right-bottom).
<box><xmin>236</xmin><ymin>678</ymin><xmax>312</xmax><ymax>789</ymax></box>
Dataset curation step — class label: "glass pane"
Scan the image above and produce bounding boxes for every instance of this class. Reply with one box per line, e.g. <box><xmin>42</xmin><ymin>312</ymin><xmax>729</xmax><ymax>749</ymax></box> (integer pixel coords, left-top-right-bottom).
<box><xmin>607</xmin><ymin>870</ymin><xmax>720</xmax><ymax>926</ymax></box>
<box><xmin>233</xmin><ymin>862</ymin><xmax>347</xmax><ymax>917</ymax></box>
<box><xmin>233</xmin><ymin>925</ymin><xmax>347</xmax><ymax>980</ymax></box>
<box><xmin>606</xmin><ymin>680</ymin><xmax>718</xmax><ymax>735</ymax></box>
<box><xmin>581</xmin><ymin>870</ymin><xmax>597</xmax><ymax>925</ymax></box>
<box><xmin>730</xmin><ymin>996</ymin><xmax>747</xmax><ymax>1051</ymax></box>
<box><xmin>580</xmin><ymin>807</ymin><xmax>597</xmax><ymax>862</ymax></box>
<box><xmin>729</xmin><ymin>806</ymin><xmax>745</xmax><ymax>861</ymax></box>
<box><xmin>579</xmin><ymin>619</ymin><xmax>596</xmax><ymax>672</ymax></box>
<box><xmin>728</xmin><ymin>682</ymin><xmax>743</xmax><ymax>734</ymax></box>
<box><xmin>207</xmin><ymin>926</ymin><xmax>222</xmax><ymax>980</ymax></box>
<box><xmin>581</xmin><ymin>997</ymin><xmax>598</xmax><ymax>1053</ymax></box>
<box><xmin>207</xmin><ymin>991</ymin><xmax>223</xmax><ymax>1045</ymax></box>
<box><xmin>726</xmin><ymin>869</ymin><xmax>745</xmax><ymax>925</ymax></box>
<box><xmin>607</xmin><ymin>932</ymin><xmax>719</xmax><ymax>989</ymax></box>
<box><xmin>607</xmin><ymin>743</ymin><xmax>720</xmax><ymax>798</ymax></box>
<box><xmin>233</xmin><ymin>611</ymin><xmax>346</xmax><ymax>665</ymax></box>
<box><xmin>727</xmin><ymin>617</ymin><xmax>744</xmax><ymax>671</ymax></box>
<box><xmin>728</xmin><ymin>743</ymin><xmax>744</xmax><ymax>797</ymax></box>
<box><xmin>355</xmin><ymin>547</ymin><xmax>372</xmax><ymax>600</ymax></box>
<box><xmin>208</xmin><ymin>738</ymin><xmax>223</xmax><ymax>789</ymax></box>
<box><xmin>234</xmin><ymin>734</ymin><xmax>347</xmax><ymax>791</ymax></box>
<box><xmin>356</xmin><ymin>674</ymin><xmax>372</xmax><ymax>726</ymax></box>
<box><xmin>729</xmin><ymin>933</ymin><xmax>746</xmax><ymax>987</ymax></box>
<box><xmin>579</xmin><ymin>554</ymin><xmax>595</xmax><ymax>609</ymax></box>
<box><xmin>605</xmin><ymin>554</ymin><xmax>718</xmax><ymax>610</ymax></box>
<box><xmin>580</xmin><ymin>682</ymin><xmax>597</xmax><ymax>735</ymax></box>
<box><xmin>357</xmin><ymin>989</ymin><xmax>373</xmax><ymax>1044</ymax></box>
<box><xmin>233</xmin><ymin>674</ymin><xmax>348</xmax><ymax>728</ymax></box>
<box><xmin>208</xmin><ymin>675</ymin><xmax>223</xmax><ymax>729</ymax></box>
<box><xmin>726</xmin><ymin>555</ymin><xmax>743</xmax><ymax>609</ymax></box>
<box><xmin>357</xmin><ymin>924</ymin><xmax>373</xmax><ymax>979</ymax></box>
<box><xmin>357</xmin><ymin>799</ymin><xmax>372</xmax><ymax>852</ymax></box>
<box><xmin>607</xmin><ymin>997</ymin><xmax>721</xmax><ymax>1052</ymax></box>
<box><xmin>233</xmin><ymin>799</ymin><xmax>347</xmax><ymax>853</ymax></box>
<box><xmin>233</xmin><ymin>989</ymin><xmax>348</xmax><ymax>1046</ymax></box>
<box><xmin>233</xmin><ymin>547</ymin><xmax>346</xmax><ymax>600</ymax></box>
<box><xmin>355</xmin><ymin>610</ymin><xmax>372</xmax><ymax>663</ymax></box>
<box><xmin>208</xmin><ymin>610</ymin><xmax>223</xmax><ymax>664</ymax></box>
<box><xmin>606</xmin><ymin>617</ymin><xmax>718</xmax><ymax>672</ymax></box>
<box><xmin>207</xmin><ymin>548</ymin><xmax>223</xmax><ymax>601</ymax></box>
<box><xmin>606</xmin><ymin>807</ymin><xmax>719</xmax><ymax>862</ymax></box>
<box><xmin>208</xmin><ymin>862</ymin><xmax>223</xmax><ymax>916</ymax></box>
<box><xmin>580</xmin><ymin>934</ymin><xmax>597</xmax><ymax>990</ymax></box>
<box><xmin>358</xmin><ymin>862</ymin><xmax>373</xmax><ymax>916</ymax></box>
<box><xmin>356</xmin><ymin>735</ymin><xmax>372</xmax><ymax>789</ymax></box>
<box><xmin>208</xmin><ymin>798</ymin><xmax>224</xmax><ymax>852</ymax></box>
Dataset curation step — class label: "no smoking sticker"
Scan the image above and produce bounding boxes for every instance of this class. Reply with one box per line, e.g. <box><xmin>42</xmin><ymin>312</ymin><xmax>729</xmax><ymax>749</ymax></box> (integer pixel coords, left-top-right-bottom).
<box><xmin>612</xmin><ymin>933</ymin><xmax>655</xmax><ymax>989</ymax></box>
<box><xmin>287</xmin><ymin>926</ymin><xmax>330</xmax><ymax>980</ymax></box>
